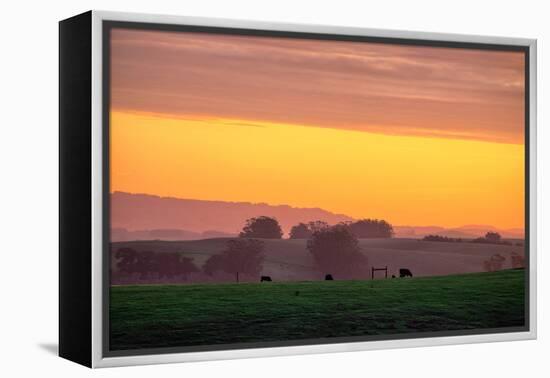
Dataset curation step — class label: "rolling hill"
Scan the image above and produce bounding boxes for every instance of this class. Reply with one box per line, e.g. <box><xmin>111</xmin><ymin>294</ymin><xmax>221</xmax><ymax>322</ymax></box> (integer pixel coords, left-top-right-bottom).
<box><xmin>111</xmin><ymin>237</ymin><xmax>524</xmax><ymax>282</ymax></box>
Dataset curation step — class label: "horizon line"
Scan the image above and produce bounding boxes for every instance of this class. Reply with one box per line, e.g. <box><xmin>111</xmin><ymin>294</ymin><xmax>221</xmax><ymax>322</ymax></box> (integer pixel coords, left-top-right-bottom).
<box><xmin>110</xmin><ymin>190</ymin><xmax>524</xmax><ymax>232</ymax></box>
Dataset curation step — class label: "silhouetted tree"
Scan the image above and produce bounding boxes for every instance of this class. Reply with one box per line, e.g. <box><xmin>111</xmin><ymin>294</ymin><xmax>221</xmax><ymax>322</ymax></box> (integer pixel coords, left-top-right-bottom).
<box><xmin>492</xmin><ymin>254</ymin><xmax>506</xmax><ymax>270</ymax></box>
<box><xmin>471</xmin><ymin>231</ymin><xmax>510</xmax><ymax>245</ymax></box>
<box><xmin>156</xmin><ymin>253</ymin><xmax>198</xmax><ymax>279</ymax></box>
<box><xmin>155</xmin><ymin>252</ymin><xmax>179</xmax><ymax>279</ymax></box>
<box><xmin>289</xmin><ymin>221</ymin><xmax>330</xmax><ymax>239</ymax></box>
<box><xmin>220</xmin><ymin>239</ymin><xmax>265</xmax><ymax>282</ymax></box>
<box><xmin>175</xmin><ymin>255</ymin><xmax>199</xmax><ymax>278</ymax></box>
<box><xmin>510</xmin><ymin>252</ymin><xmax>525</xmax><ymax>269</ymax></box>
<box><xmin>346</xmin><ymin>219</ymin><xmax>394</xmax><ymax>238</ymax></box>
<box><xmin>422</xmin><ymin>235</ymin><xmax>463</xmax><ymax>243</ymax></box>
<box><xmin>482</xmin><ymin>253</ymin><xmax>506</xmax><ymax>272</ymax></box>
<box><xmin>485</xmin><ymin>232</ymin><xmax>501</xmax><ymax>243</ymax></box>
<box><xmin>239</xmin><ymin>216</ymin><xmax>283</xmax><ymax>239</ymax></box>
<box><xmin>289</xmin><ymin>223</ymin><xmax>312</xmax><ymax>239</ymax></box>
<box><xmin>135</xmin><ymin>251</ymin><xmax>157</xmax><ymax>279</ymax></box>
<box><xmin>306</xmin><ymin>224</ymin><xmax>368</xmax><ymax>279</ymax></box>
<box><xmin>308</xmin><ymin>220</ymin><xmax>329</xmax><ymax>233</ymax></box>
<box><xmin>202</xmin><ymin>254</ymin><xmax>226</xmax><ymax>276</ymax></box>
<box><xmin>115</xmin><ymin>247</ymin><xmax>139</xmax><ymax>276</ymax></box>
<box><xmin>115</xmin><ymin>248</ymin><xmax>199</xmax><ymax>282</ymax></box>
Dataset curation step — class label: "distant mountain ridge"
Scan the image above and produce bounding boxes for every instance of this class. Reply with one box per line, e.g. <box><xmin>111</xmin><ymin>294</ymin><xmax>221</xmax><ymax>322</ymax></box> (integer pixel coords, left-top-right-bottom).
<box><xmin>111</xmin><ymin>227</ymin><xmax>237</xmax><ymax>242</ymax></box>
<box><xmin>111</xmin><ymin>192</ymin><xmax>524</xmax><ymax>240</ymax></box>
<box><xmin>111</xmin><ymin>192</ymin><xmax>353</xmax><ymax>238</ymax></box>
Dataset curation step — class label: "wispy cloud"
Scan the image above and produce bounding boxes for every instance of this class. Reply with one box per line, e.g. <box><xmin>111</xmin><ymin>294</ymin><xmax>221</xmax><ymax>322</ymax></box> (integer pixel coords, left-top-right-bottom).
<box><xmin>110</xmin><ymin>29</ymin><xmax>525</xmax><ymax>144</ymax></box>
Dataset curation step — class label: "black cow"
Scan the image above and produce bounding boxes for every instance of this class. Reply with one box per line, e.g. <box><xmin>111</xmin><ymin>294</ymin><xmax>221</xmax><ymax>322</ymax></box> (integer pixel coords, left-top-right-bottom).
<box><xmin>391</xmin><ymin>275</ymin><xmax>396</xmax><ymax>278</ymax></box>
<box><xmin>260</xmin><ymin>275</ymin><xmax>272</xmax><ymax>282</ymax></box>
<box><xmin>399</xmin><ymin>268</ymin><xmax>413</xmax><ymax>278</ymax></box>
<box><xmin>325</xmin><ymin>274</ymin><xmax>334</xmax><ymax>280</ymax></box>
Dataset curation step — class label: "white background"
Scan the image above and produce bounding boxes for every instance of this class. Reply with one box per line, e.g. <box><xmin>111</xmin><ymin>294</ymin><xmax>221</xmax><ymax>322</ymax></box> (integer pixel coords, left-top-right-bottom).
<box><xmin>0</xmin><ymin>0</ymin><xmax>547</xmax><ymax>376</ymax></box>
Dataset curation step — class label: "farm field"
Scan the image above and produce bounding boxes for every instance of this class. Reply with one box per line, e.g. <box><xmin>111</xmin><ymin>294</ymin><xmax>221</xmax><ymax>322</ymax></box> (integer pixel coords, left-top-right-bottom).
<box><xmin>111</xmin><ymin>237</ymin><xmax>524</xmax><ymax>282</ymax></box>
<box><xmin>110</xmin><ymin>269</ymin><xmax>525</xmax><ymax>351</ymax></box>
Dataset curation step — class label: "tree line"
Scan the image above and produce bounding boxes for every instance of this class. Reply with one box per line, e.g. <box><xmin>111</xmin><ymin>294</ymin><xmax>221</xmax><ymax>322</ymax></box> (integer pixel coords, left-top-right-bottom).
<box><xmin>114</xmin><ymin>215</ymin><xmax>387</xmax><ymax>283</ymax></box>
<box><xmin>423</xmin><ymin>231</ymin><xmax>519</xmax><ymax>246</ymax></box>
<box><xmin>239</xmin><ymin>216</ymin><xmax>394</xmax><ymax>240</ymax></box>
<box><xmin>470</xmin><ymin>232</ymin><xmax>513</xmax><ymax>245</ymax></box>
<box><xmin>482</xmin><ymin>252</ymin><xmax>525</xmax><ymax>272</ymax></box>
<box><xmin>114</xmin><ymin>248</ymin><xmax>199</xmax><ymax>280</ymax></box>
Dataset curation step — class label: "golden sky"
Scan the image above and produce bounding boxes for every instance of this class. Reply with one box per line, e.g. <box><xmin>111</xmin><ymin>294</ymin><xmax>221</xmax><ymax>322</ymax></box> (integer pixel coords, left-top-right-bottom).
<box><xmin>109</xmin><ymin>28</ymin><xmax>525</xmax><ymax>229</ymax></box>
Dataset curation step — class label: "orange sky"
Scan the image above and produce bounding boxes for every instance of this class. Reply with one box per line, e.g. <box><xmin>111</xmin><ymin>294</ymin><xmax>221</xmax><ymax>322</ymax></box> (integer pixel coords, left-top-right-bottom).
<box><xmin>109</xmin><ymin>28</ymin><xmax>525</xmax><ymax>229</ymax></box>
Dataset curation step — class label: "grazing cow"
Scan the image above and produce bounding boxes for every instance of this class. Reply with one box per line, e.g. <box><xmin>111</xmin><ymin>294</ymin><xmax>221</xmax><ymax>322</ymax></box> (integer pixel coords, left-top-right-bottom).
<box><xmin>325</xmin><ymin>274</ymin><xmax>334</xmax><ymax>280</ymax></box>
<box><xmin>391</xmin><ymin>275</ymin><xmax>396</xmax><ymax>279</ymax></box>
<box><xmin>399</xmin><ymin>268</ymin><xmax>413</xmax><ymax>278</ymax></box>
<box><xmin>260</xmin><ymin>275</ymin><xmax>272</xmax><ymax>282</ymax></box>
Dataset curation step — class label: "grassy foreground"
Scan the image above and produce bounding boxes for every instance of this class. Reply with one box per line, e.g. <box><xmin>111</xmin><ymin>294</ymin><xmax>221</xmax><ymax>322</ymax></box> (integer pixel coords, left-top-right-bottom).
<box><xmin>110</xmin><ymin>269</ymin><xmax>525</xmax><ymax>351</ymax></box>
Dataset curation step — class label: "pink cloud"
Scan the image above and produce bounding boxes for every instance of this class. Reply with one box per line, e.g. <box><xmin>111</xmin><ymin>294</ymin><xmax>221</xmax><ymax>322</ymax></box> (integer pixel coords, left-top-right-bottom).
<box><xmin>110</xmin><ymin>28</ymin><xmax>525</xmax><ymax>144</ymax></box>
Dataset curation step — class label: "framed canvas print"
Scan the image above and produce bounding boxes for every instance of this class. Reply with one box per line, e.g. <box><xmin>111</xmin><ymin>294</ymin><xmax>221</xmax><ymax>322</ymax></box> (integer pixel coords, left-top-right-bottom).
<box><xmin>59</xmin><ymin>10</ymin><xmax>537</xmax><ymax>368</ymax></box>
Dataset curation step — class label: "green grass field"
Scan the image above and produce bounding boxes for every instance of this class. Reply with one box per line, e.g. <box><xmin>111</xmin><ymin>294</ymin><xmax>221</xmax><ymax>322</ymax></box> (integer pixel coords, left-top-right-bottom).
<box><xmin>110</xmin><ymin>269</ymin><xmax>525</xmax><ymax>351</ymax></box>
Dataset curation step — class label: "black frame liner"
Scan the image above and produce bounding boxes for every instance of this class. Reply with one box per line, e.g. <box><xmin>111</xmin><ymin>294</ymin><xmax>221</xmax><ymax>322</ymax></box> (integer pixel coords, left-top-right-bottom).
<box><xmin>59</xmin><ymin>11</ymin><xmax>93</xmax><ymax>367</ymax></box>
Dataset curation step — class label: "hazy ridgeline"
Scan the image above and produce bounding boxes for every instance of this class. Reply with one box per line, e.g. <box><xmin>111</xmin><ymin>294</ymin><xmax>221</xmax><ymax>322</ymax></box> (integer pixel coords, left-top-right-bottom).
<box><xmin>110</xmin><ymin>192</ymin><xmax>525</xmax><ymax>241</ymax></box>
